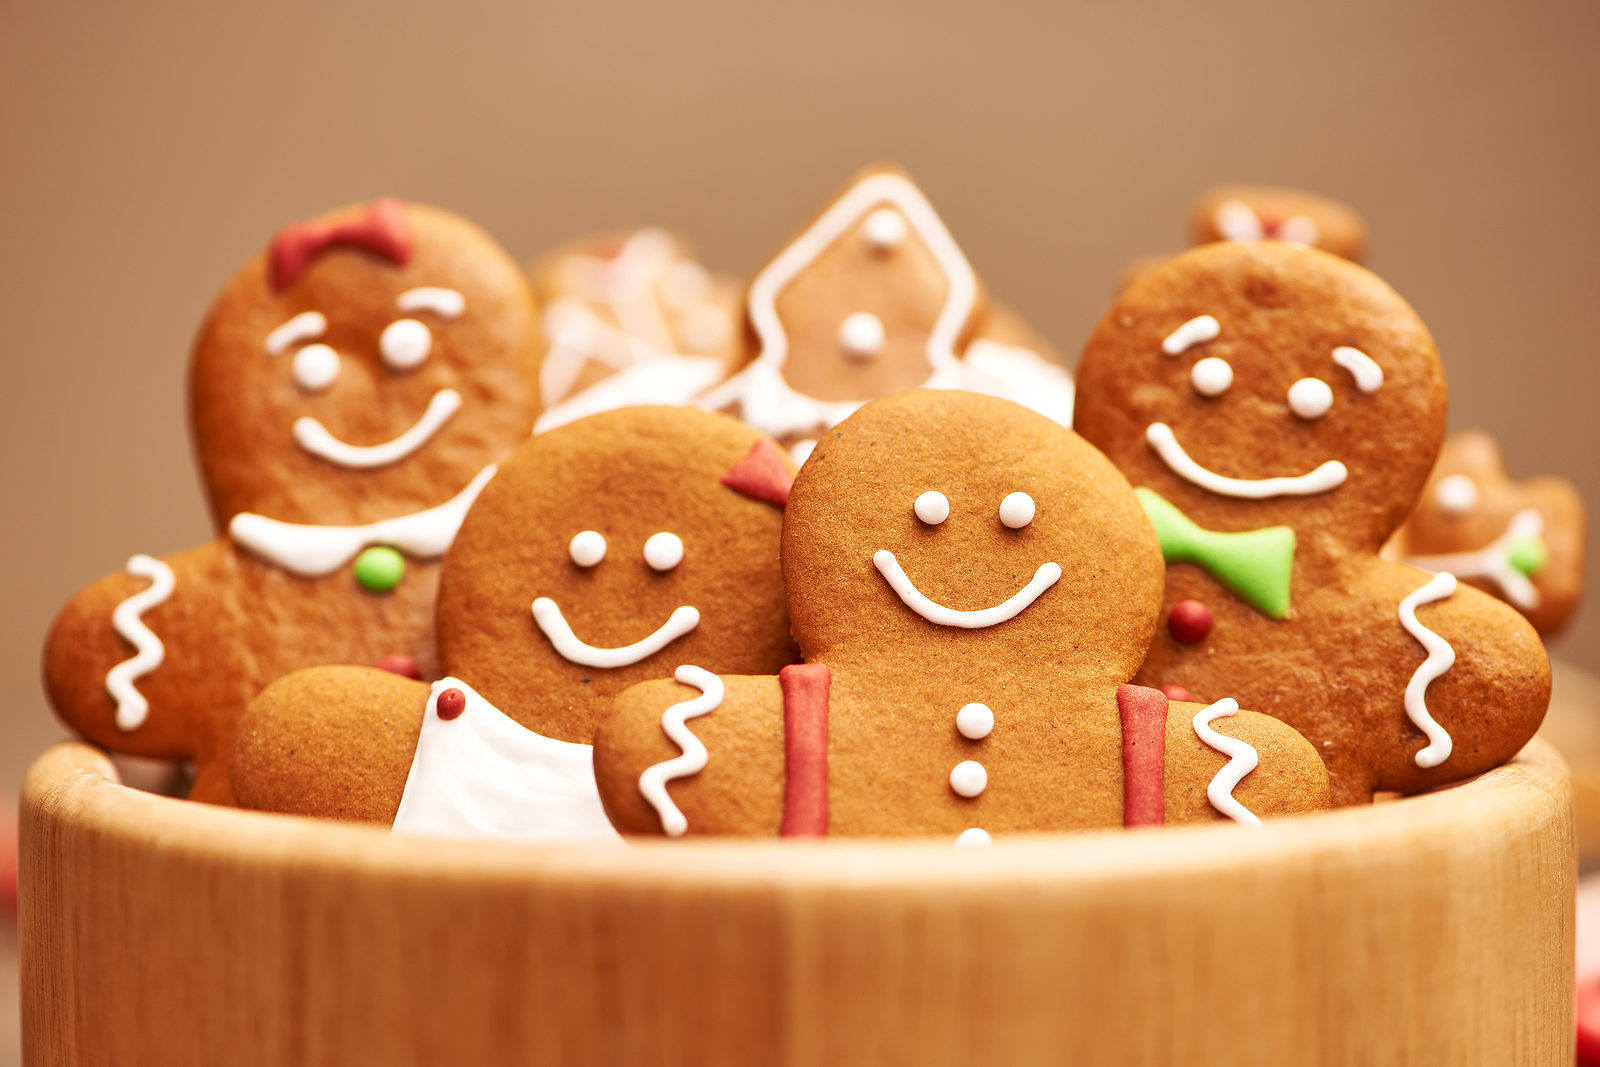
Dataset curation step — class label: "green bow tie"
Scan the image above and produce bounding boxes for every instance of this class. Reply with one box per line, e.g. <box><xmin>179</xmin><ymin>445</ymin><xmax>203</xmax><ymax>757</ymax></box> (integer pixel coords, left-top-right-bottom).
<box><xmin>1135</xmin><ymin>488</ymin><xmax>1296</xmax><ymax>619</ymax></box>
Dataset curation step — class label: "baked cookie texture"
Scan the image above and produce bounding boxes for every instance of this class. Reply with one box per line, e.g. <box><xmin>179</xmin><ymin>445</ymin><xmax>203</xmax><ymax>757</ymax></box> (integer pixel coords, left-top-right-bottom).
<box><xmin>529</xmin><ymin>228</ymin><xmax>748</xmax><ymax>434</ymax></box>
<box><xmin>593</xmin><ymin>389</ymin><xmax>1331</xmax><ymax>838</ymax></box>
<box><xmin>700</xmin><ymin>164</ymin><xmax>1074</xmax><ymax>461</ymax></box>
<box><xmin>1074</xmin><ymin>241</ymin><xmax>1550</xmax><ymax>807</ymax></box>
<box><xmin>1387</xmin><ymin>430</ymin><xmax>1586</xmax><ymax>636</ymax></box>
<box><xmin>1191</xmin><ymin>186</ymin><xmax>1369</xmax><ymax>263</ymax></box>
<box><xmin>45</xmin><ymin>199</ymin><xmax>540</xmax><ymax>805</ymax></box>
<box><xmin>230</xmin><ymin>405</ymin><xmax>800</xmax><ymax>821</ymax></box>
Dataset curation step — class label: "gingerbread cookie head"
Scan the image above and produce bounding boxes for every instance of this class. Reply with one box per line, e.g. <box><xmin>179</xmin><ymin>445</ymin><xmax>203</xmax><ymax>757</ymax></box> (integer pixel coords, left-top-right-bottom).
<box><xmin>1392</xmin><ymin>430</ymin><xmax>1586</xmax><ymax>635</ymax></box>
<box><xmin>1192</xmin><ymin>186</ymin><xmax>1369</xmax><ymax>263</ymax></box>
<box><xmin>530</xmin><ymin>228</ymin><xmax>746</xmax><ymax>434</ymax></box>
<box><xmin>436</xmin><ymin>405</ymin><xmax>798</xmax><ymax>744</ymax></box>
<box><xmin>1075</xmin><ymin>241</ymin><xmax>1446</xmax><ymax>564</ymax></box>
<box><xmin>785</xmin><ymin>388</ymin><xmax>1163</xmax><ymax>695</ymax></box>
<box><xmin>190</xmin><ymin>198</ymin><xmax>540</xmax><ymax>528</ymax></box>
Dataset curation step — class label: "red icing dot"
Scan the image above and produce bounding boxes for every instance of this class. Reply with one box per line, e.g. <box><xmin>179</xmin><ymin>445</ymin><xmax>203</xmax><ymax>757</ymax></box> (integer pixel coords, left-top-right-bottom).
<box><xmin>375</xmin><ymin>654</ymin><xmax>421</xmax><ymax>679</ymax></box>
<box><xmin>436</xmin><ymin>688</ymin><xmax>466</xmax><ymax>721</ymax></box>
<box><xmin>1167</xmin><ymin>599</ymin><xmax>1214</xmax><ymax>644</ymax></box>
<box><xmin>1158</xmin><ymin>685</ymin><xmax>1196</xmax><ymax>704</ymax></box>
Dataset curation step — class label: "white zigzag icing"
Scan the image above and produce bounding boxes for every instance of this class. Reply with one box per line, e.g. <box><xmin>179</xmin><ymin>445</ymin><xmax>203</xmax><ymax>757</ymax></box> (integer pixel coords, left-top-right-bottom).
<box><xmin>104</xmin><ymin>554</ymin><xmax>175</xmax><ymax>732</ymax></box>
<box><xmin>637</xmin><ymin>665</ymin><xmax>724</xmax><ymax>837</ymax></box>
<box><xmin>1192</xmin><ymin>698</ymin><xmax>1262</xmax><ymax>826</ymax></box>
<box><xmin>1398</xmin><ymin>572</ymin><xmax>1459</xmax><ymax>768</ymax></box>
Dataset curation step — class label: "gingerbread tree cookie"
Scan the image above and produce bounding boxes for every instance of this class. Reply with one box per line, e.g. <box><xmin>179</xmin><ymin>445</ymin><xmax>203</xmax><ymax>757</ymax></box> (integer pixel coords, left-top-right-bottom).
<box><xmin>592</xmin><ymin>390</ymin><xmax>1330</xmax><ymax>840</ymax></box>
<box><xmin>230</xmin><ymin>406</ymin><xmax>800</xmax><ymax>841</ymax></box>
<box><xmin>699</xmin><ymin>165</ymin><xmax>1074</xmax><ymax>464</ymax></box>
<box><xmin>45</xmin><ymin>199</ymin><xmax>540</xmax><ymax>804</ymax></box>
<box><xmin>1074</xmin><ymin>241</ymin><xmax>1550</xmax><ymax>807</ymax></box>
<box><xmin>1387</xmin><ymin>430</ymin><xmax>1586</xmax><ymax>635</ymax></box>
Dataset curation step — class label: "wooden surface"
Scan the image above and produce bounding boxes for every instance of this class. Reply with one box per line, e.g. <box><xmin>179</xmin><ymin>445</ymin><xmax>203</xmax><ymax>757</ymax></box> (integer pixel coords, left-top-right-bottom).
<box><xmin>21</xmin><ymin>739</ymin><xmax>1576</xmax><ymax>1066</ymax></box>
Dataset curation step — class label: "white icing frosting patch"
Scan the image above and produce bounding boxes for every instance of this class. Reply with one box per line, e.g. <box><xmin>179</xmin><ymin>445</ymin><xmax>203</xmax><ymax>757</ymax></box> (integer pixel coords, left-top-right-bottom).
<box><xmin>636</xmin><ymin>665</ymin><xmax>724</xmax><ymax>838</ymax></box>
<box><xmin>1146</xmin><ymin>422</ymin><xmax>1347</xmax><ymax>498</ymax></box>
<box><xmin>229</xmin><ymin>464</ymin><xmax>496</xmax><ymax>576</ymax></box>
<box><xmin>1398</xmin><ymin>572</ymin><xmax>1460</xmax><ymax>768</ymax></box>
<box><xmin>392</xmin><ymin>678</ymin><xmax>623</xmax><ymax>845</ymax></box>
<box><xmin>1191</xmin><ymin>698</ymin><xmax>1262</xmax><ymax>826</ymax></box>
<box><xmin>535</xmin><ymin>353</ymin><xmax>726</xmax><ymax>435</ymax></box>
<box><xmin>955</xmin><ymin>827</ymin><xmax>992</xmax><ymax>846</ymax></box>
<box><xmin>396</xmin><ymin>287</ymin><xmax>465</xmax><ymax>319</ymax></box>
<box><xmin>1332</xmin><ymin>347</ymin><xmax>1383</xmax><ymax>393</ymax></box>
<box><xmin>264</xmin><ymin>311</ymin><xmax>326</xmax><ymax>355</ymax></box>
<box><xmin>532</xmin><ymin>599</ymin><xmax>699</xmax><ymax>669</ymax></box>
<box><xmin>104</xmin><ymin>554</ymin><xmax>175</xmax><ymax>732</ymax></box>
<box><xmin>956</xmin><ymin>339</ymin><xmax>1075</xmax><ymax>428</ymax></box>
<box><xmin>1161</xmin><ymin>315</ymin><xmax>1220</xmax><ymax>356</ymax></box>
<box><xmin>294</xmin><ymin>388</ymin><xmax>461</xmax><ymax>469</ymax></box>
<box><xmin>873</xmin><ymin>550</ymin><xmax>1060</xmax><ymax>629</ymax></box>
<box><xmin>1409</xmin><ymin>509</ymin><xmax>1543</xmax><ymax>610</ymax></box>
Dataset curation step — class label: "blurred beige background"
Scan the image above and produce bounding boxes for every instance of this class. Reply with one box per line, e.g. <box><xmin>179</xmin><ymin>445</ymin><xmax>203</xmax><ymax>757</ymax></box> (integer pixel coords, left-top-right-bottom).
<box><xmin>1</xmin><ymin>0</ymin><xmax>1596</xmax><ymax>799</ymax></box>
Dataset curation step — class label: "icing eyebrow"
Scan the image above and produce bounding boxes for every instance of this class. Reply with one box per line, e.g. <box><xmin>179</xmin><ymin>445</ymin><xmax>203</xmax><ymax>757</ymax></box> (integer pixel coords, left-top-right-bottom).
<box><xmin>1332</xmin><ymin>346</ymin><xmax>1384</xmax><ymax>393</ymax></box>
<box><xmin>1162</xmin><ymin>315</ymin><xmax>1219</xmax><ymax>356</ymax></box>
<box><xmin>396</xmin><ymin>287</ymin><xmax>465</xmax><ymax>319</ymax></box>
<box><xmin>264</xmin><ymin>311</ymin><xmax>326</xmax><ymax>355</ymax></box>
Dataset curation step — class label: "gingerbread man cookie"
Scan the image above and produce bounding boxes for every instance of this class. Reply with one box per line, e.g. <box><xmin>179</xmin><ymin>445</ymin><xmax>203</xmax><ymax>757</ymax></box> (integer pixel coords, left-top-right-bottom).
<box><xmin>230</xmin><ymin>405</ymin><xmax>800</xmax><ymax>840</ymax></box>
<box><xmin>699</xmin><ymin>165</ymin><xmax>1074</xmax><ymax>464</ymax></box>
<box><xmin>45</xmin><ymin>199</ymin><xmax>540</xmax><ymax>804</ymax></box>
<box><xmin>1192</xmin><ymin>186</ymin><xmax>1369</xmax><ymax>263</ymax></box>
<box><xmin>1074</xmin><ymin>241</ymin><xmax>1550</xmax><ymax>807</ymax></box>
<box><xmin>530</xmin><ymin>228</ymin><xmax>747</xmax><ymax>433</ymax></box>
<box><xmin>1387</xmin><ymin>430</ymin><xmax>1586</xmax><ymax>635</ymax></box>
<box><xmin>592</xmin><ymin>390</ymin><xmax>1330</xmax><ymax>839</ymax></box>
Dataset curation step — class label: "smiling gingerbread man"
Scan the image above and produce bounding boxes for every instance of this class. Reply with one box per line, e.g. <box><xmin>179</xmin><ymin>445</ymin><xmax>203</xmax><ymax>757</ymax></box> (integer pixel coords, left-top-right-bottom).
<box><xmin>592</xmin><ymin>389</ymin><xmax>1331</xmax><ymax>839</ymax></box>
<box><xmin>44</xmin><ymin>199</ymin><xmax>539</xmax><ymax>804</ymax></box>
<box><xmin>1074</xmin><ymin>241</ymin><xmax>1550</xmax><ymax>807</ymax></box>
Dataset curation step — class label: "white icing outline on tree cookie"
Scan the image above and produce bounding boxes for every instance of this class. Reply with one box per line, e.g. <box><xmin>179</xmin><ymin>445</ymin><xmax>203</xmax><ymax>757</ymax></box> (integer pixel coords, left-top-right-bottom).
<box><xmin>104</xmin><ymin>554</ymin><xmax>176</xmax><ymax>732</ymax></box>
<box><xmin>637</xmin><ymin>665</ymin><xmax>724</xmax><ymax>838</ymax></box>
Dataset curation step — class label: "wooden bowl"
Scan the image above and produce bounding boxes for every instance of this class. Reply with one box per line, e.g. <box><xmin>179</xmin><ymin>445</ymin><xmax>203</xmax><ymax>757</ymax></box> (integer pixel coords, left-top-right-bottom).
<box><xmin>21</xmin><ymin>739</ymin><xmax>1575</xmax><ymax>1065</ymax></box>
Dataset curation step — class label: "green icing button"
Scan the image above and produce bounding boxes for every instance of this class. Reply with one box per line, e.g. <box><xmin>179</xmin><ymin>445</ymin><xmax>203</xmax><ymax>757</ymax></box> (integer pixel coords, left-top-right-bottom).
<box><xmin>354</xmin><ymin>546</ymin><xmax>406</xmax><ymax>593</ymax></box>
<box><xmin>1507</xmin><ymin>535</ymin><xmax>1548</xmax><ymax>578</ymax></box>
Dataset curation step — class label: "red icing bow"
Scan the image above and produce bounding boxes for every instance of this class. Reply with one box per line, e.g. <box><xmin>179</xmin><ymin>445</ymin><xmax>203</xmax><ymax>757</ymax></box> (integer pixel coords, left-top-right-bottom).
<box><xmin>721</xmin><ymin>439</ymin><xmax>794</xmax><ymax>508</ymax></box>
<box><xmin>269</xmin><ymin>197</ymin><xmax>412</xmax><ymax>291</ymax></box>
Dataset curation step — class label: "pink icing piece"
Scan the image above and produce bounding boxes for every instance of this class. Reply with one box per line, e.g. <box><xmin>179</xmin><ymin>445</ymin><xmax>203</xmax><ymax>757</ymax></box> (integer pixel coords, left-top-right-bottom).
<box><xmin>270</xmin><ymin>197</ymin><xmax>412</xmax><ymax>291</ymax></box>
<box><xmin>720</xmin><ymin>439</ymin><xmax>794</xmax><ymax>508</ymax></box>
<box><xmin>779</xmin><ymin>663</ymin><xmax>830</xmax><ymax>836</ymax></box>
<box><xmin>1118</xmin><ymin>684</ymin><xmax>1168</xmax><ymax>828</ymax></box>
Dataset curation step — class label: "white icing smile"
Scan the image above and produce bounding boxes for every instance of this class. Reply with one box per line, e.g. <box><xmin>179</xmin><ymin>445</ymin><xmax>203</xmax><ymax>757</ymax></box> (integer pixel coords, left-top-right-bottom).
<box><xmin>1146</xmin><ymin>422</ymin><xmax>1347</xmax><ymax>499</ymax></box>
<box><xmin>532</xmin><ymin>598</ymin><xmax>699</xmax><ymax>668</ymax></box>
<box><xmin>294</xmin><ymin>388</ymin><xmax>462</xmax><ymax>469</ymax></box>
<box><xmin>873</xmin><ymin>550</ymin><xmax>1060</xmax><ymax>628</ymax></box>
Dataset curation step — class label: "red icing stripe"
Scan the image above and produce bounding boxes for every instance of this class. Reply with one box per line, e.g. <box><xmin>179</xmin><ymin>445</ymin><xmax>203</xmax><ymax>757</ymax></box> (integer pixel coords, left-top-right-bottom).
<box><xmin>1118</xmin><ymin>684</ymin><xmax>1168</xmax><ymax>828</ymax></box>
<box><xmin>270</xmin><ymin>197</ymin><xmax>412</xmax><ymax>291</ymax></box>
<box><xmin>779</xmin><ymin>663</ymin><xmax>830</xmax><ymax>836</ymax></box>
<box><xmin>721</xmin><ymin>439</ymin><xmax>794</xmax><ymax>508</ymax></box>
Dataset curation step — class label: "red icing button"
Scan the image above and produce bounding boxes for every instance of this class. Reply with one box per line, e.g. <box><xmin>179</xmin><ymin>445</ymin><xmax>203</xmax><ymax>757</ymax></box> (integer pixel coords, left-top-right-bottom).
<box><xmin>1158</xmin><ymin>685</ymin><xmax>1196</xmax><ymax>704</ymax></box>
<box><xmin>375</xmin><ymin>653</ymin><xmax>421</xmax><ymax>679</ymax></box>
<box><xmin>436</xmin><ymin>688</ymin><xmax>466</xmax><ymax>721</ymax></box>
<box><xmin>1167</xmin><ymin>599</ymin><xmax>1214</xmax><ymax>644</ymax></box>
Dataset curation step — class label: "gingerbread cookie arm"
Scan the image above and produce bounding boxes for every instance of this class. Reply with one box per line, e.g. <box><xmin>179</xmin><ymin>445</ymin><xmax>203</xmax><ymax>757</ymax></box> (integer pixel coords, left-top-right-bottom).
<box><xmin>231</xmin><ymin>666</ymin><xmax>429</xmax><ymax>824</ymax></box>
<box><xmin>593</xmin><ymin>675</ymin><xmax>786</xmax><ymax>836</ymax></box>
<box><xmin>1161</xmin><ymin>702</ymin><xmax>1331</xmax><ymax>824</ymax></box>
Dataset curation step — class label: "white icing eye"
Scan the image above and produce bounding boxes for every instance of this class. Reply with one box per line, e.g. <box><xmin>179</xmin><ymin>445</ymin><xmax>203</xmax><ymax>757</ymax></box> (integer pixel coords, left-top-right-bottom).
<box><xmin>292</xmin><ymin>343</ymin><xmax>341</xmax><ymax>392</ymax></box>
<box><xmin>1277</xmin><ymin>215</ymin><xmax>1321</xmax><ymax>246</ymax></box>
<box><xmin>949</xmin><ymin>760</ymin><xmax>988</xmax><ymax>798</ymax></box>
<box><xmin>956</xmin><ymin>702</ymin><xmax>994</xmax><ymax>740</ymax></box>
<box><xmin>914</xmin><ymin>491</ymin><xmax>950</xmax><ymax>525</ymax></box>
<box><xmin>1214</xmin><ymin>200</ymin><xmax>1263</xmax><ymax>242</ymax></box>
<box><xmin>1190</xmin><ymin>357</ymin><xmax>1233</xmax><ymax>398</ymax></box>
<box><xmin>643</xmin><ymin>532</ymin><xmax>684</xmax><ymax>571</ymax></box>
<box><xmin>1287</xmin><ymin>377</ymin><xmax>1334</xmax><ymax>420</ymax></box>
<box><xmin>1434</xmin><ymin>474</ymin><xmax>1480</xmax><ymax>515</ymax></box>
<box><xmin>1162</xmin><ymin>315</ymin><xmax>1220</xmax><ymax>355</ymax></box>
<box><xmin>380</xmin><ymin>318</ymin><xmax>433</xmax><ymax>371</ymax></box>
<box><xmin>998</xmin><ymin>492</ymin><xmax>1035</xmax><ymax>529</ymax></box>
<box><xmin>569</xmin><ymin>530</ymin><xmax>606</xmax><ymax>567</ymax></box>
<box><xmin>837</xmin><ymin>312</ymin><xmax>886</xmax><ymax>359</ymax></box>
<box><xmin>863</xmin><ymin>208</ymin><xmax>907</xmax><ymax>250</ymax></box>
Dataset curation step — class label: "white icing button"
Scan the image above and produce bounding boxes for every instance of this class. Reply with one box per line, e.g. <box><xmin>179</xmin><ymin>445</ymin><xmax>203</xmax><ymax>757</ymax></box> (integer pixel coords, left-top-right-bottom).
<box><xmin>643</xmin><ymin>532</ymin><xmax>684</xmax><ymax>571</ymax></box>
<box><xmin>998</xmin><ymin>492</ymin><xmax>1035</xmax><ymax>529</ymax></box>
<box><xmin>1434</xmin><ymin>474</ymin><xmax>1480</xmax><ymax>515</ymax></box>
<box><xmin>862</xmin><ymin>208</ymin><xmax>907</xmax><ymax>250</ymax></box>
<box><xmin>950</xmin><ymin>760</ymin><xmax>987</xmax><ymax>798</ymax></box>
<box><xmin>1190</xmin><ymin>356</ymin><xmax>1233</xmax><ymax>398</ymax></box>
<box><xmin>380</xmin><ymin>319</ymin><xmax>433</xmax><ymax>371</ymax></box>
<box><xmin>1162</xmin><ymin>315</ymin><xmax>1220</xmax><ymax>356</ymax></box>
<box><xmin>569</xmin><ymin>530</ymin><xmax>606</xmax><ymax>568</ymax></box>
<box><xmin>955</xmin><ymin>827</ymin><xmax>992</xmax><ymax>847</ymax></box>
<box><xmin>956</xmin><ymin>702</ymin><xmax>994</xmax><ymax>740</ymax></box>
<box><xmin>914</xmin><ymin>491</ymin><xmax>950</xmax><ymax>525</ymax></box>
<box><xmin>837</xmin><ymin>312</ymin><xmax>886</xmax><ymax>359</ymax></box>
<box><xmin>291</xmin><ymin>343</ymin><xmax>340</xmax><ymax>392</ymax></box>
<box><xmin>1287</xmin><ymin>377</ymin><xmax>1334</xmax><ymax>419</ymax></box>
<box><xmin>790</xmin><ymin>439</ymin><xmax>818</xmax><ymax>466</ymax></box>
